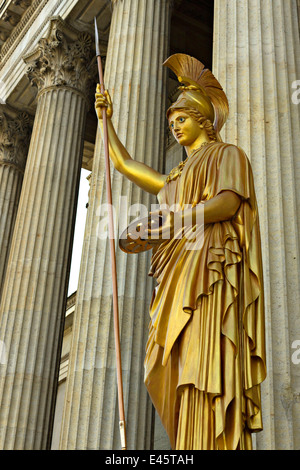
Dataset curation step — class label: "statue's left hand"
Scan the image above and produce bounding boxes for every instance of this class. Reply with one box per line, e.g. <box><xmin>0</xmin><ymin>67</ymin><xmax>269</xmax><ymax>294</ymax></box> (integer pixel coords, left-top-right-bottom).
<box><xmin>146</xmin><ymin>208</ymin><xmax>174</xmax><ymax>242</ymax></box>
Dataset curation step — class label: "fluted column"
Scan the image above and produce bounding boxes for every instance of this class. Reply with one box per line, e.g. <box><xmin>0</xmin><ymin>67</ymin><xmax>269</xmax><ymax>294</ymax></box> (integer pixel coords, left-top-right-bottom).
<box><xmin>60</xmin><ymin>0</ymin><xmax>172</xmax><ymax>450</ymax></box>
<box><xmin>0</xmin><ymin>17</ymin><xmax>94</xmax><ymax>450</ymax></box>
<box><xmin>0</xmin><ymin>106</ymin><xmax>31</xmax><ymax>298</ymax></box>
<box><xmin>213</xmin><ymin>0</ymin><xmax>300</xmax><ymax>450</ymax></box>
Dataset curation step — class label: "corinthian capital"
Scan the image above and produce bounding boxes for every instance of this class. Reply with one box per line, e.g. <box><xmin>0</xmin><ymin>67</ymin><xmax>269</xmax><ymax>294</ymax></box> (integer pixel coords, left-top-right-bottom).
<box><xmin>24</xmin><ymin>17</ymin><xmax>96</xmax><ymax>100</ymax></box>
<box><xmin>0</xmin><ymin>105</ymin><xmax>31</xmax><ymax>171</ymax></box>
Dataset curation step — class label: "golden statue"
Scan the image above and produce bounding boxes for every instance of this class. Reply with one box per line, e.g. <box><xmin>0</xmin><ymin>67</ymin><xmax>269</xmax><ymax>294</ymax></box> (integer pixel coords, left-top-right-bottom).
<box><xmin>95</xmin><ymin>53</ymin><xmax>266</xmax><ymax>450</ymax></box>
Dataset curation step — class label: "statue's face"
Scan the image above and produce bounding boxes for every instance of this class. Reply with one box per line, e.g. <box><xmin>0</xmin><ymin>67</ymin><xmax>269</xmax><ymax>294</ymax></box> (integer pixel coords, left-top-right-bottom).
<box><xmin>168</xmin><ymin>110</ymin><xmax>202</xmax><ymax>147</ymax></box>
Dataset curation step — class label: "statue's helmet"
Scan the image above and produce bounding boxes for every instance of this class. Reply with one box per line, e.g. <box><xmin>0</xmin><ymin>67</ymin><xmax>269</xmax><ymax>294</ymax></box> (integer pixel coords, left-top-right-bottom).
<box><xmin>164</xmin><ymin>54</ymin><xmax>229</xmax><ymax>142</ymax></box>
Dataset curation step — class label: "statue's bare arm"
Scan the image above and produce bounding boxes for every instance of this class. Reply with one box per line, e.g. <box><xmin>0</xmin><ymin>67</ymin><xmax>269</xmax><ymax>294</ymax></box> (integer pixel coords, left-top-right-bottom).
<box><xmin>201</xmin><ymin>191</ymin><xmax>241</xmax><ymax>223</ymax></box>
<box><xmin>95</xmin><ymin>88</ymin><xmax>166</xmax><ymax>196</ymax></box>
<box><xmin>148</xmin><ymin>191</ymin><xmax>241</xmax><ymax>240</ymax></box>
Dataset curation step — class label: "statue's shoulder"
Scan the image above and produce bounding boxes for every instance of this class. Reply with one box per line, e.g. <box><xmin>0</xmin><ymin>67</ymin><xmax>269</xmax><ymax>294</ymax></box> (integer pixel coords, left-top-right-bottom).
<box><xmin>210</xmin><ymin>142</ymin><xmax>252</xmax><ymax>172</ymax></box>
<box><xmin>212</xmin><ymin>141</ymin><xmax>242</xmax><ymax>152</ymax></box>
<box><xmin>214</xmin><ymin>141</ymin><xmax>249</xmax><ymax>159</ymax></box>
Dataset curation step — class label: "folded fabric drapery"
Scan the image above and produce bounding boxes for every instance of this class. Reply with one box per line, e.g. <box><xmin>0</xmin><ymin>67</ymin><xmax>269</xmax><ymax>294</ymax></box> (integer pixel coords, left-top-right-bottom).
<box><xmin>144</xmin><ymin>142</ymin><xmax>266</xmax><ymax>450</ymax></box>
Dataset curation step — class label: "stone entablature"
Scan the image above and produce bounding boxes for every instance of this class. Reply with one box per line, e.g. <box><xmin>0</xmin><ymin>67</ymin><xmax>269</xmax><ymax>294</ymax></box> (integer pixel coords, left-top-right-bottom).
<box><xmin>0</xmin><ymin>0</ymin><xmax>111</xmax><ymax>110</ymax></box>
<box><xmin>0</xmin><ymin>0</ymin><xmax>33</xmax><ymax>49</ymax></box>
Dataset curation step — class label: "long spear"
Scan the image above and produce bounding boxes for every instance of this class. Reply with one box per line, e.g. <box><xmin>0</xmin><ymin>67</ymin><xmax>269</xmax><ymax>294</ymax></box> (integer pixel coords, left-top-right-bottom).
<box><xmin>94</xmin><ymin>17</ymin><xmax>127</xmax><ymax>451</ymax></box>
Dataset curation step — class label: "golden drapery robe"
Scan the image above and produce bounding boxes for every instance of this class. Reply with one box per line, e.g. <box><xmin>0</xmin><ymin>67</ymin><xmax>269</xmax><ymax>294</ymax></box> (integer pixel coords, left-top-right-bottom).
<box><xmin>144</xmin><ymin>142</ymin><xmax>266</xmax><ymax>450</ymax></box>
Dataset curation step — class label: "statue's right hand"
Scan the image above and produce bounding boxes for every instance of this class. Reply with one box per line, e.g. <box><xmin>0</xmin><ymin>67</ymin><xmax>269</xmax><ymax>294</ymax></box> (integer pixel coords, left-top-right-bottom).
<box><xmin>95</xmin><ymin>85</ymin><xmax>113</xmax><ymax>120</ymax></box>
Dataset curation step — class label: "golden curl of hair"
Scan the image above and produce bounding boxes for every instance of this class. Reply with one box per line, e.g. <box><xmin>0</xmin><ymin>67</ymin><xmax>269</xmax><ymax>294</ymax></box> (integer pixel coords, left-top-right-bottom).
<box><xmin>182</xmin><ymin>108</ymin><xmax>217</xmax><ymax>142</ymax></box>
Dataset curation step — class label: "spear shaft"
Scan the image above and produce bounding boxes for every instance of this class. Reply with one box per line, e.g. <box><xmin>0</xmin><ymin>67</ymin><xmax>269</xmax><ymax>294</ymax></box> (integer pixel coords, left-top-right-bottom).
<box><xmin>94</xmin><ymin>17</ymin><xmax>127</xmax><ymax>451</ymax></box>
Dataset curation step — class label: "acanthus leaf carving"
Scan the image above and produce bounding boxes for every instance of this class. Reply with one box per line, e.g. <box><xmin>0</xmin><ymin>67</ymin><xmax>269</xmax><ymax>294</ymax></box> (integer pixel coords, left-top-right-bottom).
<box><xmin>0</xmin><ymin>106</ymin><xmax>31</xmax><ymax>171</ymax></box>
<box><xmin>24</xmin><ymin>18</ymin><xmax>96</xmax><ymax>100</ymax></box>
